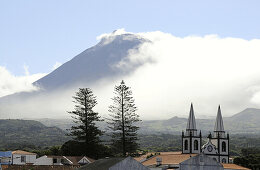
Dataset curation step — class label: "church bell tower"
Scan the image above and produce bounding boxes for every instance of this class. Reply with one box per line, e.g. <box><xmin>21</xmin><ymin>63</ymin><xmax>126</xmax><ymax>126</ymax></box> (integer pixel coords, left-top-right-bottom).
<box><xmin>211</xmin><ymin>105</ymin><xmax>229</xmax><ymax>163</ymax></box>
<box><xmin>202</xmin><ymin>106</ymin><xmax>230</xmax><ymax>163</ymax></box>
<box><xmin>182</xmin><ymin>103</ymin><xmax>202</xmax><ymax>154</ymax></box>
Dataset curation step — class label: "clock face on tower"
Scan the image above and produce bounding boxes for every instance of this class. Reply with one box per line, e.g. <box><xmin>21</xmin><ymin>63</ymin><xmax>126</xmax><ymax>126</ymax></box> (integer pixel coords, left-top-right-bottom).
<box><xmin>207</xmin><ymin>145</ymin><xmax>213</xmax><ymax>152</ymax></box>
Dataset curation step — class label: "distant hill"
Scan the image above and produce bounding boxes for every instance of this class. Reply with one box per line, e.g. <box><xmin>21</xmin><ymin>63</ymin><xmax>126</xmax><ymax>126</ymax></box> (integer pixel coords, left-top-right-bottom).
<box><xmin>0</xmin><ymin>108</ymin><xmax>258</xmax><ymax>151</ymax></box>
<box><xmin>37</xmin><ymin>108</ymin><xmax>260</xmax><ymax>135</ymax></box>
<box><xmin>140</xmin><ymin>108</ymin><xmax>260</xmax><ymax>134</ymax></box>
<box><xmin>0</xmin><ymin>119</ymin><xmax>70</xmax><ymax>150</ymax></box>
<box><xmin>229</xmin><ymin>108</ymin><xmax>260</xmax><ymax>122</ymax></box>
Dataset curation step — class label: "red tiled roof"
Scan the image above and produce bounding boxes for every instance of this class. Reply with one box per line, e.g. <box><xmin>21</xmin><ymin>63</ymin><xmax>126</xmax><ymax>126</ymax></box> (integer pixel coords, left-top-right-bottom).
<box><xmin>139</xmin><ymin>152</ymin><xmax>250</xmax><ymax>170</ymax></box>
<box><xmin>12</xmin><ymin>150</ymin><xmax>36</xmax><ymax>155</ymax></box>
<box><xmin>135</xmin><ymin>151</ymin><xmax>185</xmax><ymax>162</ymax></box>
<box><xmin>222</xmin><ymin>163</ymin><xmax>250</xmax><ymax>170</ymax></box>
<box><xmin>142</xmin><ymin>153</ymin><xmax>197</xmax><ymax>166</ymax></box>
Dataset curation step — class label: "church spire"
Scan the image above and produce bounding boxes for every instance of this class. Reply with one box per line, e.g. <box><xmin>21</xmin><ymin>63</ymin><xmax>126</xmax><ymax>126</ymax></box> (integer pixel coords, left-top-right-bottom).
<box><xmin>214</xmin><ymin>105</ymin><xmax>225</xmax><ymax>137</ymax></box>
<box><xmin>186</xmin><ymin>103</ymin><xmax>197</xmax><ymax>135</ymax></box>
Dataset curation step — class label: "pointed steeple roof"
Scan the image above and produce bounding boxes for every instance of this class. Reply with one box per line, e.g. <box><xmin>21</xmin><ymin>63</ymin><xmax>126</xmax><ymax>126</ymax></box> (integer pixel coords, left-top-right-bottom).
<box><xmin>186</xmin><ymin>103</ymin><xmax>196</xmax><ymax>130</ymax></box>
<box><xmin>214</xmin><ymin>105</ymin><xmax>225</xmax><ymax>132</ymax></box>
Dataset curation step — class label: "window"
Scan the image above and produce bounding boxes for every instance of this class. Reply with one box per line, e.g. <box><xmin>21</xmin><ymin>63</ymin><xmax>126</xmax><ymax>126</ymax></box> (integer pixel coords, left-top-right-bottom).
<box><xmin>194</xmin><ymin>140</ymin><xmax>198</xmax><ymax>150</ymax></box>
<box><xmin>184</xmin><ymin>140</ymin><xmax>188</xmax><ymax>150</ymax></box>
<box><xmin>222</xmin><ymin>158</ymin><xmax>226</xmax><ymax>163</ymax></box>
<box><xmin>53</xmin><ymin>158</ymin><xmax>57</xmax><ymax>163</ymax></box>
<box><xmin>21</xmin><ymin>156</ymin><xmax>26</xmax><ymax>163</ymax></box>
<box><xmin>222</xmin><ymin>141</ymin><xmax>226</xmax><ymax>152</ymax></box>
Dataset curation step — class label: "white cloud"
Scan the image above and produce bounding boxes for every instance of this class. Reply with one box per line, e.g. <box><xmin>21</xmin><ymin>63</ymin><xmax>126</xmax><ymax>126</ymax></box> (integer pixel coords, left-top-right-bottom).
<box><xmin>96</xmin><ymin>28</ymin><xmax>127</xmax><ymax>41</ymax></box>
<box><xmin>0</xmin><ymin>66</ymin><xmax>46</xmax><ymax>97</ymax></box>
<box><xmin>2</xmin><ymin>31</ymin><xmax>260</xmax><ymax>120</ymax></box>
<box><xmin>52</xmin><ymin>62</ymin><xmax>62</xmax><ymax>70</ymax></box>
<box><xmin>93</xmin><ymin>31</ymin><xmax>260</xmax><ymax>119</ymax></box>
<box><xmin>23</xmin><ymin>64</ymin><xmax>30</xmax><ymax>76</ymax></box>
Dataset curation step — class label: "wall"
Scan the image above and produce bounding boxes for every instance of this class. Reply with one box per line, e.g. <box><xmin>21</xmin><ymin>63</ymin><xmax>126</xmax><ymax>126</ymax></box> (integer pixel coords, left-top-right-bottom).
<box><xmin>180</xmin><ymin>154</ymin><xmax>224</xmax><ymax>170</ymax></box>
<box><xmin>12</xmin><ymin>154</ymin><xmax>36</xmax><ymax>165</ymax></box>
<box><xmin>182</xmin><ymin>137</ymin><xmax>201</xmax><ymax>154</ymax></box>
<box><xmin>34</xmin><ymin>156</ymin><xmax>53</xmax><ymax>165</ymax></box>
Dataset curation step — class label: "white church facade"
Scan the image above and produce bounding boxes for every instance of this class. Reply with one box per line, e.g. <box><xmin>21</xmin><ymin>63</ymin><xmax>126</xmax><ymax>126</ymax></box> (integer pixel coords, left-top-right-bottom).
<box><xmin>182</xmin><ymin>104</ymin><xmax>230</xmax><ymax>164</ymax></box>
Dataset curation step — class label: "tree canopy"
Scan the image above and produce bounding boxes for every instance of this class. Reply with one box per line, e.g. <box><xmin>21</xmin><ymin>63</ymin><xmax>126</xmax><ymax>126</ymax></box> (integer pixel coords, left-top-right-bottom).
<box><xmin>107</xmin><ymin>80</ymin><xmax>140</xmax><ymax>156</ymax></box>
<box><xmin>68</xmin><ymin>88</ymin><xmax>103</xmax><ymax>157</ymax></box>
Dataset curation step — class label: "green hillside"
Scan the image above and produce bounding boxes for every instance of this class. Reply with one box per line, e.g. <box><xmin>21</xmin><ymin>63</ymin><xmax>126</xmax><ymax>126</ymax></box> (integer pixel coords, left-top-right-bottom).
<box><xmin>0</xmin><ymin>119</ymin><xmax>70</xmax><ymax>150</ymax></box>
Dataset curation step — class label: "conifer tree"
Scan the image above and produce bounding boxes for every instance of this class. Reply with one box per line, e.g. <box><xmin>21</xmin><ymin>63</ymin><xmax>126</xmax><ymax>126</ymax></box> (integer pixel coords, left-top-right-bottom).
<box><xmin>68</xmin><ymin>88</ymin><xmax>103</xmax><ymax>156</ymax></box>
<box><xmin>107</xmin><ymin>80</ymin><xmax>140</xmax><ymax>156</ymax></box>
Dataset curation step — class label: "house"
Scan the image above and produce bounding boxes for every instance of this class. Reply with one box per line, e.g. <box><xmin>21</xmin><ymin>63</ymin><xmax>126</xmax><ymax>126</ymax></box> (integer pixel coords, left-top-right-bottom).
<box><xmin>34</xmin><ymin>155</ymin><xmax>94</xmax><ymax>166</ymax></box>
<box><xmin>0</xmin><ymin>151</ymin><xmax>12</xmax><ymax>165</ymax></box>
<box><xmin>12</xmin><ymin>150</ymin><xmax>36</xmax><ymax>165</ymax></box>
<box><xmin>77</xmin><ymin>157</ymin><xmax>150</xmax><ymax>170</ymax></box>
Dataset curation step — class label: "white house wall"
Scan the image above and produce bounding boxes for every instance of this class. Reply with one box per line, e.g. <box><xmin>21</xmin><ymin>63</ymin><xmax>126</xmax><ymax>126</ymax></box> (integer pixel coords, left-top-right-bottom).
<box><xmin>12</xmin><ymin>154</ymin><xmax>36</xmax><ymax>165</ymax></box>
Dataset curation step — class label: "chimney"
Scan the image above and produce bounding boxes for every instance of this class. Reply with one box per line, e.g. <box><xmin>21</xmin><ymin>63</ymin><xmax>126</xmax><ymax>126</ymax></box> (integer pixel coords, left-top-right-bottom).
<box><xmin>156</xmin><ymin>157</ymin><xmax>162</xmax><ymax>166</ymax></box>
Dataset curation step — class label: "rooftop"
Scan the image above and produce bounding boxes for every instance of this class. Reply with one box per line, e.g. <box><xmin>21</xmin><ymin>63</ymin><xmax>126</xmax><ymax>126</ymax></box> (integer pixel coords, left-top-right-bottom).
<box><xmin>46</xmin><ymin>155</ymin><xmax>95</xmax><ymax>165</ymax></box>
<box><xmin>77</xmin><ymin>157</ymin><xmax>125</xmax><ymax>170</ymax></box>
<box><xmin>12</xmin><ymin>150</ymin><xmax>36</xmax><ymax>155</ymax></box>
<box><xmin>222</xmin><ymin>163</ymin><xmax>250</xmax><ymax>170</ymax></box>
<box><xmin>142</xmin><ymin>152</ymin><xmax>197</xmax><ymax>166</ymax></box>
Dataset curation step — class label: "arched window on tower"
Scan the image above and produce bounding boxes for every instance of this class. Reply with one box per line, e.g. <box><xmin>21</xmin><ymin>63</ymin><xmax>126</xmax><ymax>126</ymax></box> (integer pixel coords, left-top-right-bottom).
<box><xmin>222</xmin><ymin>141</ymin><xmax>226</xmax><ymax>152</ymax></box>
<box><xmin>222</xmin><ymin>158</ymin><xmax>227</xmax><ymax>163</ymax></box>
<box><xmin>194</xmin><ymin>140</ymin><xmax>198</xmax><ymax>150</ymax></box>
<box><xmin>184</xmin><ymin>140</ymin><xmax>188</xmax><ymax>150</ymax></box>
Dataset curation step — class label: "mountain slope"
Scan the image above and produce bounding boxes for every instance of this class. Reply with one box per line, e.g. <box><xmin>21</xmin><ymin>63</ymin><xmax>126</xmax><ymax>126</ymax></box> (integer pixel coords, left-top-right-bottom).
<box><xmin>0</xmin><ymin>32</ymin><xmax>148</xmax><ymax>118</ymax></box>
<box><xmin>229</xmin><ymin>108</ymin><xmax>260</xmax><ymax>122</ymax></box>
<box><xmin>0</xmin><ymin>119</ymin><xmax>70</xmax><ymax>150</ymax></box>
<box><xmin>34</xmin><ymin>33</ymin><xmax>147</xmax><ymax>90</ymax></box>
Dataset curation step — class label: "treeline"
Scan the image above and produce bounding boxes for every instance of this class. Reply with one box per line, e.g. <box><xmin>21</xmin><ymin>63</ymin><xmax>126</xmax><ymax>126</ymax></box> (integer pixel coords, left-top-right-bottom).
<box><xmin>138</xmin><ymin>134</ymin><xmax>182</xmax><ymax>152</ymax></box>
<box><xmin>234</xmin><ymin>148</ymin><xmax>260</xmax><ymax>169</ymax></box>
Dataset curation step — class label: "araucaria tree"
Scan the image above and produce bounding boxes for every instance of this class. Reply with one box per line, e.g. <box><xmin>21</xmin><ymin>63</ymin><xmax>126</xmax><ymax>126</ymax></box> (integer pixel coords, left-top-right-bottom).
<box><xmin>107</xmin><ymin>80</ymin><xmax>141</xmax><ymax>156</ymax></box>
<box><xmin>68</xmin><ymin>88</ymin><xmax>103</xmax><ymax>156</ymax></box>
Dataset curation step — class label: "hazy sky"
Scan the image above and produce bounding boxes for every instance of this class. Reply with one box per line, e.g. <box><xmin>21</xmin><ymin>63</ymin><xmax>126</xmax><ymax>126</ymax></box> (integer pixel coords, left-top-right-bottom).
<box><xmin>1</xmin><ymin>0</ymin><xmax>260</xmax><ymax>75</ymax></box>
<box><xmin>1</xmin><ymin>1</ymin><xmax>260</xmax><ymax>119</ymax></box>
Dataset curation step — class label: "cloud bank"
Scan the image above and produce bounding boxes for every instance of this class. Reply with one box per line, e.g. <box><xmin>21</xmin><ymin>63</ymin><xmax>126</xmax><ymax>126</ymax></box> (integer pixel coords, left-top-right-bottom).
<box><xmin>2</xmin><ymin>30</ymin><xmax>260</xmax><ymax>120</ymax></box>
<box><xmin>94</xmin><ymin>30</ymin><xmax>260</xmax><ymax>119</ymax></box>
<box><xmin>0</xmin><ymin>66</ymin><xmax>46</xmax><ymax>97</ymax></box>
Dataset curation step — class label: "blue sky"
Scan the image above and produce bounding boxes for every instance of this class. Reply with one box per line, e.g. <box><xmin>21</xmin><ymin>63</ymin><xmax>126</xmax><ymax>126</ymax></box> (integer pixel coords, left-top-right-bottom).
<box><xmin>1</xmin><ymin>0</ymin><xmax>260</xmax><ymax>75</ymax></box>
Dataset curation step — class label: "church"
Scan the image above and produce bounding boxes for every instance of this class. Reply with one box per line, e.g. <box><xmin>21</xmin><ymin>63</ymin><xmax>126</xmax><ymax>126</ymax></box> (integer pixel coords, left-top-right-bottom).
<box><xmin>182</xmin><ymin>104</ymin><xmax>229</xmax><ymax>163</ymax></box>
<box><xmin>140</xmin><ymin>104</ymin><xmax>250</xmax><ymax>170</ymax></box>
